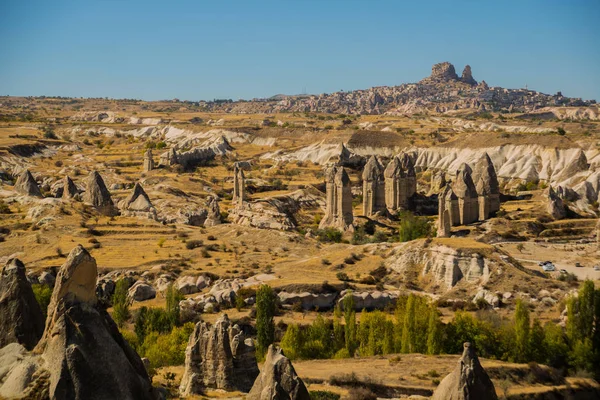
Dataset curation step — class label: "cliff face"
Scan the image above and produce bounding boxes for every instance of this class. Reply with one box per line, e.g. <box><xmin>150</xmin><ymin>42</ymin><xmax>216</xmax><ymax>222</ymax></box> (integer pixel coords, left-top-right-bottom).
<box><xmin>386</xmin><ymin>242</ymin><xmax>491</xmax><ymax>289</ymax></box>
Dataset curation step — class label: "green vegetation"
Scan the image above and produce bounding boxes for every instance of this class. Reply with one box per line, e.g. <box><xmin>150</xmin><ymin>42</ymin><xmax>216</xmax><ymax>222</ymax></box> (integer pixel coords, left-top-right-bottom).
<box><xmin>32</xmin><ymin>284</ymin><xmax>52</xmax><ymax>318</ymax></box>
<box><xmin>277</xmin><ymin>282</ymin><xmax>600</xmax><ymax>380</ymax></box>
<box><xmin>309</xmin><ymin>390</ymin><xmax>341</xmax><ymax>400</ymax></box>
<box><xmin>397</xmin><ymin>211</ymin><xmax>433</xmax><ymax>242</ymax></box>
<box><xmin>316</xmin><ymin>228</ymin><xmax>343</xmax><ymax>243</ymax></box>
<box><xmin>256</xmin><ymin>284</ymin><xmax>276</xmax><ymax>360</ymax></box>
<box><xmin>112</xmin><ymin>279</ymin><xmax>130</xmax><ymax>328</ymax></box>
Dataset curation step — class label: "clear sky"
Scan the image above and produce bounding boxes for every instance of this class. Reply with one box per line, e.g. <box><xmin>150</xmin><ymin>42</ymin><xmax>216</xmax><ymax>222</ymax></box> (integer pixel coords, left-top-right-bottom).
<box><xmin>1</xmin><ymin>0</ymin><xmax>599</xmax><ymax>101</ymax></box>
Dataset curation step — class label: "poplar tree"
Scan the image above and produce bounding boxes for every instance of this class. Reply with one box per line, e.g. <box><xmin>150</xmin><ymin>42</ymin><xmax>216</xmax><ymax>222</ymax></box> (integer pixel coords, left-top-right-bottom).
<box><xmin>514</xmin><ymin>299</ymin><xmax>530</xmax><ymax>362</ymax></box>
<box><xmin>112</xmin><ymin>279</ymin><xmax>130</xmax><ymax>328</ymax></box>
<box><xmin>401</xmin><ymin>294</ymin><xmax>416</xmax><ymax>353</ymax></box>
<box><xmin>529</xmin><ymin>319</ymin><xmax>546</xmax><ymax>363</ymax></box>
<box><xmin>426</xmin><ymin>305</ymin><xmax>443</xmax><ymax>355</ymax></box>
<box><xmin>256</xmin><ymin>284</ymin><xmax>276</xmax><ymax>360</ymax></box>
<box><xmin>343</xmin><ymin>293</ymin><xmax>357</xmax><ymax>356</ymax></box>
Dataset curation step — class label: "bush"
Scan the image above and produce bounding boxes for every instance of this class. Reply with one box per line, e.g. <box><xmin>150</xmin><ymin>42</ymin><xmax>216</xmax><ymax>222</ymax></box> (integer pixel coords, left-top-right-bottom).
<box><xmin>317</xmin><ymin>228</ymin><xmax>343</xmax><ymax>243</ymax></box>
<box><xmin>32</xmin><ymin>284</ymin><xmax>52</xmax><ymax>318</ymax></box>
<box><xmin>138</xmin><ymin>323</ymin><xmax>195</xmax><ymax>368</ymax></box>
<box><xmin>336</xmin><ymin>272</ymin><xmax>350</xmax><ymax>281</ymax></box>
<box><xmin>0</xmin><ymin>200</ymin><xmax>11</xmax><ymax>214</ymax></box>
<box><xmin>185</xmin><ymin>239</ymin><xmax>203</xmax><ymax>250</ymax></box>
<box><xmin>398</xmin><ymin>211</ymin><xmax>432</xmax><ymax>242</ymax></box>
<box><xmin>310</xmin><ymin>391</ymin><xmax>341</xmax><ymax>400</ymax></box>
<box><xmin>347</xmin><ymin>388</ymin><xmax>377</xmax><ymax>400</ymax></box>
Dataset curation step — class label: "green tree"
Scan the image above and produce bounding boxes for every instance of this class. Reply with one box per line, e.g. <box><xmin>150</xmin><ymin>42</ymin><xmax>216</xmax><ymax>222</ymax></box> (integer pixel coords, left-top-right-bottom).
<box><xmin>529</xmin><ymin>319</ymin><xmax>546</xmax><ymax>363</ymax></box>
<box><xmin>333</xmin><ymin>304</ymin><xmax>345</xmax><ymax>352</ymax></box>
<box><xmin>343</xmin><ymin>293</ymin><xmax>357</xmax><ymax>356</ymax></box>
<box><xmin>256</xmin><ymin>284</ymin><xmax>276</xmax><ymax>360</ymax></box>
<box><xmin>427</xmin><ymin>306</ymin><xmax>443</xmax><ymax>355</ymax></box>
<box><xmin>135</xmin><ymin>306</ymin><xmax>149</xmax><ymax>344</ymax></box>
<box><xmin>112</xmin><ymin>279</ymin><xmax>130</xmax><ymax>328</ymax></box>
<box><xmin>401</xmin><ymin>295</ymin><xmax>416</xmax><ymax>353</ymax></box>
<box><xmin>165</xmin><ymin>283</ymin><xmax>184</xmax><ymax>326</ymax></box>
<box><xmin>543</xmin><ymin>322</ymin><xmax>569</xmax><ymax>369</ymax></box>
<box><xmin>31</xmin><ymin>284</ymin><xmax>52</xmax><ymax>318</ymax></box>
<box><xmin>514</xmin><ymin>299</ymin><xmax>530</xmax><ymax>362</ymax></box>
<box><xmin>281</xmin><ymin>323</ymin><xmax>304</xmax><ymax>360</ymax></box>
<box><xmin>398</xmin><ymin>211</ymin><xmax>432</xmax><ymax>242</ymax></box>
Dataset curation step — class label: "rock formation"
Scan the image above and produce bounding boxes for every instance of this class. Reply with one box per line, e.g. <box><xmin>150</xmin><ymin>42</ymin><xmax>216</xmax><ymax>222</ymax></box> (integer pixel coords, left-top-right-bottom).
<box><xmin>247</xmin><ymin>345</ymin><xmax>310</xmax><ymax>400</ymax></box>
<box><xmin>472</xmin><ymin>153</ymin><xmax>500</xmax><ymax>220</ymax></box>
<box><xmin>119</xmin><ymin>183</ymin><xmax>157</xmax><ymax>220</ymax></box>
<box><xmin>546</xmin><ymin>186</ymin><xmax>566</xmax><ymax>220</ymax></box>
<box><xmin>319</xmin><ymin>165</ymin><xmax>354</xmax><ymax>231</ymax></box>
<box><xmin>452</xmin><ymin>164</ymin><xmax>479</xmax><ymax>225</ymax></box>
<box><xmin>204</xmin><ymin>195</ymin><xmax>222</xmax><ymax>226</ymax></box>
<box><xmin>426</xmin><ymin>62</ymin><xmax>459</xmax><ymax>82</ymax></box>
<box><xmin>160</xmin><ymin>148</ymin><xmax>179</xmax><ymax>166</ymax></box>
<box><xmin>14</xmin><ymin>169</ymin><xmax>43</xmax><ymax>197</ymax></box>
<box><xmin>179</xmin><ymin>314</ymin><xmax>259</xmax><ymax>396</ymax></box>
<box><xmin>460</xmin><ymin>65</ymin><xmax>477</xmax><ymax>85</ymax></box>
<box><xmin>429</xmin><ymin>170</ymin><xmax>447</xmax><ymax>195</ymax></box>
<box><xmin>0</xmin><ymin>258</ymin><xmax>45</xmax><ymax>350</ymax></box>
<box><xmin>431</xmin><ymin>342</ymin><xmax>498</xmax><ymax>400</ymax></box>
<box><xmin>62</xmin><ymin>175</ymin><xmax>79</xmax><ymax>199</ymax></box>
<box><xmin>384</xmin><ymin>153</ymin><xmax>416</xmax><ymax>213</ymax></box>
<box><xmin>0</xmin><ymin>245</ymin><xmax>159</xmax><ymax>399</ymax></box>
<box><xmin>233</xmin><ymin>163</ymin><xmax>245</xmax><ymax>206</ymax></box>
<box><xmin>362</xmin><ymin>156</ymin><xmax>385</xmax><ymax>217</ymax></box>
<box><xmin>437</xmin><ymin>186</ymin><xmax>452</xmax><ymax>238</ymax></box>
<box><xmin>83</xmin><ymin>170</ymin><xmax>116</xmax><ymax>215</ymax></box>
<box><xmin>143</xmin><ymin>149</ymin><xmax>154</xmax><ymax>172</ymax></box>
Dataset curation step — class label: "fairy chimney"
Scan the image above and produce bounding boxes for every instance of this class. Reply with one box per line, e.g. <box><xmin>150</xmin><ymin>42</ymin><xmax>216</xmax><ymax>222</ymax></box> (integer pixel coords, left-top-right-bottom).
<box><xmin>319</xmin><ymin>165</ymin><xmax>354</xmax><ymax>231</ymax></box>
<box><xmin>452</xmin><ymin>164</ymin><xmax>479</xmax><ymax>225</ymax></box>
<box><xmin>232</xmin><ymin>163</ymin><xmax>245</xmax><ymax>206</ymax></box>
<box><xmin>143</xmin><ymin>149</ymin><xmax>154</xmax><ymax>172</ymax></box>
<box><xmin>362</xmin><ymin>156</ymin><xmax>386</xmax><ymax>217</ymax></box>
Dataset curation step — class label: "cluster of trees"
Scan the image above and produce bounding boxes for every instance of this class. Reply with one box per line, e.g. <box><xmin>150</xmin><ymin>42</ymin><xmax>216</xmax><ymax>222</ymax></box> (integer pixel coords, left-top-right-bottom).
<box><xmin>279</xmin><ymin>282</ymin><xmax>600</xmax><ymax>379</ymax></box>
<box><xmin>114</xmin><ymin>282</ymin><xmax>193</xmax><ymax>370</ymax></box>
<box><xmin>281</xmin><ymin>294</ymin><xmax>443</xmax><ymax>360</ymax></box>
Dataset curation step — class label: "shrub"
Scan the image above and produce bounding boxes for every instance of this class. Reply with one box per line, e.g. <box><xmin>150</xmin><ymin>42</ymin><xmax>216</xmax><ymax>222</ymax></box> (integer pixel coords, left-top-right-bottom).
<box><xmin>185</xmin><ymin>240</ymin><xmax>203</xmax><ymax>250</ymax></box>
<box><xmin>0</xmin><ymin>200</ymin><xmax>11</xmax><ymax>214</ymax></box>
<box><xmin>556</xmin><ymin>127</ymin><xmax>566</xmax><ymax>135</ymax></box>
<box><xmin>398</xmin><ymin>211</ymin><xmax>432</xmax><ymax>242</ymax></box>
<box><xmin>138</xmin><ymin>323</ymin><xmax>195</xmax><ymax>368</ymax></box>
<box><xmin>317</xmin><ymin>228</ymin><xmax>343</xmax><ymax>243</ymax></box>
<box><xmin>32</xmin><ymin>284</ymin><xmax>52</xmax><ymax>318</ymax></box>
<box><xmin>347</xmin><ymin>388</ymin><xmax>377</xmax><ymax>400</ymax></box>
<box><xmin>310</xmin><ymin>391</ymin><xmax>341</xmax><ymax>400</ymax></box>
<box><xmin>336</xmin><ymin>272</ymin><xmax>350</xmax><ymax>281</ymax></box>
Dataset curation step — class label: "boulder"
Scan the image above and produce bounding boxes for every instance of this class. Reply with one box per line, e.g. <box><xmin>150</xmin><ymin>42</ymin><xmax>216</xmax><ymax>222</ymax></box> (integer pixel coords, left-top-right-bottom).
<box><xmin>14</xmin><ymin>169</ymin><xmax>43</xmax><ymax>198</ymax></box>
<box><xmin>176</xmin><ymin>275</ymin><xmax>200</xmax><ymax>295</ymax></box>
<box><xmin>0</xmin><ymin>258</ymin><xmax>45</xmax><ymax>350</ymax></box>
<box><xmin>247</xmin><ymin>345</ymin><xmax>310</xmax><ymax>400</ymax></box>
<box><xmin>128</xmin><ymin>281</ymin><xmax>156</xmax><ymax>302</ymax></box>
<box><xmin>431</xmin><ymin>342</ymin><xmax>498</xmax><ymax>400</ymax></box>
<box><xmin>179</xmin><ymin>314</ymin><xmax>259</xmax><ymax>395</ymax></box>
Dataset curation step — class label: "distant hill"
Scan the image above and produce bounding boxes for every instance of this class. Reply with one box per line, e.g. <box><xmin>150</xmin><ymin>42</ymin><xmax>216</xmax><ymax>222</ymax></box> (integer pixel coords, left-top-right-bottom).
<box><xmin>200</xmin><ymin>62</ymin><xmax>596</xmax><ymax>115</ymax></box>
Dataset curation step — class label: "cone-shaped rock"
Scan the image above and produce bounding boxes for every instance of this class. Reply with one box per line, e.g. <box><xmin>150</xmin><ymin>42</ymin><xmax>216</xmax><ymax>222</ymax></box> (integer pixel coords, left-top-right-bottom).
<box><xmin>247</xmin><ymin>345</ymin><xmax>310</xmax><ymax>400</ymax></box>
<box><xmin>472</xmin><ymin>153</ymin><xmax>499</xmax><ymax>195</ymax></box>
<box><xmin>431</xmin><ymin>342</ymin><xmax>498</xmax><ymax>400</ymax></box>
<box><xmin>62</xmin><ymin>175</ymin><xmax>79</xmax><ymax>199</ymax></box>
<box><xmin>453</xmin><ymin>164</ymin><xmax>477</xmax><ymax>199</ymax></box>
<box><xmin>0</xmin><ymin>258</ymin><xmax>45</xmax><ymax>350</ymax></box>
<box><xmin>83</xmin><ymin>171</ymin><xmax>116</xmax><ymax>215</ymax></box>
<box><xmin>179</xmin><ymin>313</ymin><xmax>259</xmax><ymax>395</ymax></box>
<box><xmin>35</xmin><ymin>245</ymin><xmax>157</xmax><ymax>400</ymax></box>
<box><xmin>123</xmin><ymin>183</ymin><xmax>153</xmax><ymax>211</ymax></box>
<box><xmin>14</xmin><ymin>169</ymin><xmax>43</xmax><ymax>197</ymax></box>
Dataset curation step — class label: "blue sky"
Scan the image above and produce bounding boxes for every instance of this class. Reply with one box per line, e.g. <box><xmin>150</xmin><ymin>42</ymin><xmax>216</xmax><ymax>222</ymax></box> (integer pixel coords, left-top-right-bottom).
<box><xmin>1</xmin><ymin>0</ymin><xmax>599</xmax><ymax>101</ymax></box>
